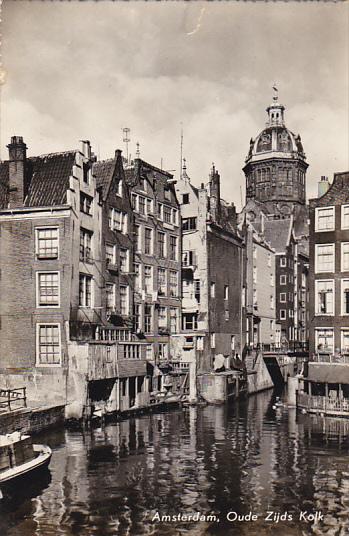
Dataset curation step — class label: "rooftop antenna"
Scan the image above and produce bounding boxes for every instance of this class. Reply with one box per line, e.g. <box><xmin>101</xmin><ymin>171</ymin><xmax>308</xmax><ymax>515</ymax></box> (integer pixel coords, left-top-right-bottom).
<box><xmin>136</xmin><ymin>142</ymin><xmax>140</xmax><ymax>159</ymax></box>
<box><xmin>180</xmin><ymin>123</ymin><xmax>183</xmax><ymax>180</ymax></box>
<box><xmin>122</xmin><ymin>127</ymin><xmax>131</xmax><ymax>164</ymax></box>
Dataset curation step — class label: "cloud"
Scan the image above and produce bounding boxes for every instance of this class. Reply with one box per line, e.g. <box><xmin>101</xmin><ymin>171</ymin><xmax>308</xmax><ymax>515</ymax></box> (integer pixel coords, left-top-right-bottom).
<box><xmin>1</xmin><ymin>1</ymin><xmax>348</xmax><ymax>209</ymax></box>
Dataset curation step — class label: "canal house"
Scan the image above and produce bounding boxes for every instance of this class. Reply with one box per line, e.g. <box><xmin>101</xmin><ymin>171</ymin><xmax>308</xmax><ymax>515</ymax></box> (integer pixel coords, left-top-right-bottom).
<box><xmin>0</xmin><ymin>137</ymin><xmax>150</xmax><ymax>418</ymax></box>
<box><xmin>297</xmin><ymin>171</ymin><xmax>349</xmax><ymax>417</ymax></box>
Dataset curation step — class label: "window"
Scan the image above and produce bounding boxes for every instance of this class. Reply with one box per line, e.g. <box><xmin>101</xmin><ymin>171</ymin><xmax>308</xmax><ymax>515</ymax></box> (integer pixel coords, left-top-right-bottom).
<box><xmin>182</xmin><ymin>250</ymin><xmax>195</xmax><ymax>267</ymax></box>
<box><xmin>134</xmin><ymin>225</ymin><xmax>141</xmax><ymax>252</ymax></box>
<box><xmin>120</xmin><ymin>248</ymin><xmax>129</xmax><ymax>273</ymax></box>
<box><xmin>164</xmin><ymin>206</ymin><xmax>172</xmax><ymax>223</ymax></box>
<box><xmin>133</xmin><ymin>304</ymin><xmax>141</xmax><ymax>332</ymax></box>
<box><xmin>225</xmin><ymin>310</ymin><xmax>230</xmax><ymax>321</ymax></box>
<box><xmin>270</xmin><ymin>274</ymin><xmax>274</xmax><ymax>287</ymax></box>
<box><xmin>182</xmin><ymin>313</ymin><xmax>198</xmax><ymax>331</ymax></box>
<box><xmin>194</xmin><ymin>279</ymin><xmax>200</xmax><ymax>302</ymax></box>
<box><xmin>315</xmin><ymin>244</ymin><xmax>335</xmax><ymax>273</ymax></box>
<box><xmin>144</xmin><ymin>304</ymin><xmax>152</xmax><ymax>334</ymax></box>
<box><xmin>145</xmin><ymin>228</ymin><xmax>153</xmax><ymax>255</ymax></box>
<box><xmin>170</xmin><ymin>308</ymin><xmax>178</xmax><ymax>333</ymax></box>
<box><xmin>80</xmin><ymin>193</ymin><xmax>92</xmax><ymax>215</ymax></box>
<box><xmin>146</xmin><ymin>344</ymin><xmax>153</xmax><ymax>361</ymax></box>
<box><xmin>172</xmin><ymin>209</ymin><xmax>178</xmax><ymax>225</ymax></box>
<box><xmin>182</xmin><ymin>193</ymin><xmax>189</xmax><ymax>205</ymax></box>
<box><xmin>139</xmin><ymin>196</ymin><xmax>146</xmax><ymax>215</ymax></box>
<box><xmin>158</xmin><ymin>268</ymin><xmax>167</xmax><ymax>295</ymax></box>
<box><xmin>270</xmin><ymin>295</ymin><xmax>274</xmax><ymax>309</ymax></box>
<box><xmin>117</xmin><ymin>180</ymin><xmax>122</xmax><ymax>197</ymax></box>
<box><xmin>36</xmin><ymin>228</ymin><xmax>58</xmax><ymax>259</ymax></box>
<box><xmin>83</xmin><ymin>162</ymin><xmax>90</xmax><ymax>184</ymax></box>
<box><xmin>120</xmin><ymin>285</ymin><xmax>129</xmax><ymax>315</ymax></box>
<box><xmin>134</xmin><ymin>263</ymin><xmax>141</xmax><ymax>291</ymax></box>
<box><xmin>108</xmin><ymin>208</ymin><xmax>127</xmax><ymax>233</ymax></box>
<box><xmin>79</xmin><ymin>274</ymin><xmax>92</xmax><ymax>307</ymax></box>
<box><xmin>106</xmin><ymin>243</ymin><xmax>115</xmax><ymax>265</ymax></box>
<box><xmin>280</xmin><ymin>275</ymin><xmax>287</xmax><ymax>285</ymax></box>
<box><xmin>341</xmin><ymin>329</ymin><xmax>349</xmax><ymax>354</ymax></box>
<box><xmin>280</xmin><ymin>292</ymin><xmax>287</xmax><ymax>303</ymax></box>
<box><xmin>157</xmin><ymin>203</ymin><xmax>163</xmax><ymax>219</ymax></box>
<box><xmin>315</xmin><ymin>206</ymin><xmax>335</xmax><ymax>231</ymax></box>
<box><xmin>315</xmin><ymin>280</ymin><xmax>334</xmax><ymax>315</ymax></box>
<box><xmin>342</xmin><ymin>205</ymin><xmax>349</xmax><ymax>229</ymax></box>
<box><xmin>342</xmin><ymin>279</ymin><xmax>349</xmax><ymax>315</ymax></box>
<box><xmin>210</xmin><ymin>282</ymin><xmax>215</xmax><ymax>298</ymax></box>
<box><xmin>169</xmin><ymin>236</ymin><xmax>177</xmax><ymax>261</ymax></box>
<box><xmin>169</xmin><ymin>270</ymin><xmax>178</xmax><ymax>297</ymax></box>
<box><xmin>280</xmin><ymin>309</ymin><xmax>286</xmax><ymax>320</ymax></box>
<box><xmin>231</xmin><ymin>336</ymin><xmax>235</xmax><ymax>351</ymax></box>
<box><xmin>182</xmin><ymin>217</ymin><xmax>197</xmax><ymax>231</ymax></box>
<box><xmin>158</xmin><ymin>232</ymin><xmax>166</xmax><ymax>258</ymax></box>
<box><xmin>36</xmin><ymin>324</ymin><xmax>61</xmax><ymax>366</ymax></box>
<box><xmin>268</xmin><ymin>253</ymin><xmax>272</xmax><ymax>267</ymax></box>
<box><xmin>146</xmin><ymin>199</ymin><xmax>153</xmax><ymax>214</ymax></box>
<box><xmin>106</xmin><ymin>283</ymin><xmax>115</xmax><ymax>309</ymax></box>
<box><xmin>80</xmin><ymin>228</ymin><xmax>92</xmax><ymax>262</ymax></box>
<box><xmin>37</xmin><ymin>272</ymin><xmax>59</xmax><ymax>307</ymax></box>
<box><xmin>342</xmin><ymin>243</ymin><xmax>349</xmax><ymax>271</ymax></box>
<box><xmin>280</xmin><ymin>257</ymin><xmax>286</xmax><ymax>267</ymax></box>
<box><xmin>144</xmin><ymin>265</ymin><xmax>153</xmax><ymax>294</ymax></box>
<box><xmin>158</xmin><ymin>306</ymin><xmax>167</xmax><ymax>328</ymax></box>
<box><xmin>224</xmin><ymin>285</ymin><xmax>229</xmax><ymax>300</ymax></box>
<box><xmin>210</xmin><ymin>333</ymin><xmax>215</xmax><ymax>349</ymax></box>
<box><xmin>131</xmin><ymin>193</ymin><xmax>137</xmax><ymax>210</ymax></box>
<box><xmin>289</xmin><ymin>309</ymin><xmax>294</xmax><ymax>318</ymax></box>
<box><xmin>158</xmin><ymin>343</ymin><xmax>168</xmax><ymax>361</ymax></box>
<box><xmin>315</xmin><ymin>328</ymin><xmax>334</xmax><ymax>353</ymax></box>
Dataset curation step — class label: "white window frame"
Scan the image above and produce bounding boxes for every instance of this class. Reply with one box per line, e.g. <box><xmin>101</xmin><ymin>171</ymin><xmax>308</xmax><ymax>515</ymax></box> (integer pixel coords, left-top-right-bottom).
<box><xmin>341</xmin><ymin>242</ymin><xmax>349</xmax><ymax>272</ymax></box>
<box><xmin>315</xmin><ymin>243</ymin><xmax>335</xmax><ymax>273</ymax></box>
<box><xmin>210</xmin><ymin>332</ymin><xmax>216</xmax><ymax>349</ymax></box>
<box><xmin>315</xmin><ymin>279</ymin><xmax>334</xmax><ymax>316</ymax></box>
<box><xmin>36</xmin><ymin>323</ymin><xmax>62</xmax><ymax>367</ymax></box>
<box><xmin>35</xmin><ymin>227</ymin><xmax>59</xmax><ymax>259</ymax></box>
<box><xmin>341</xmin><ymin>279</ymin><xmax>349</xmax><ymax>316</ymax></box>
<box><xmin>280</xmin><ymin>257</ymin><xmax>286</xmax><ymax>267</ymax></box>
<box><xmin>315</xmin><ymin>327</ymin><xmax>334</xmax><ymax>353</ymax></box>
<box><xmin>106</xmin><ymin>283</ymin><xmax>116</xmax><ymax>309</ymax></box>
<box><xmin>120</xmin><ymin>285</ymin><xmax>129</xmax><ymax>316</ymax></box>
<box><xmin>119</xmin><ymin>248</ymin><xmax>129</xmax><ymax>273</ymax></box>
<box><xmin>280</xmin><ymin>309</ymin><xmax>286</xmax><ymax>320</ymax></box>
<box><xmin>341</xmin><ymin>328</ymin><xmax>349</xmax><ymax>355</ymax></box>
<box><xmin>280</xmin><ymin>292</ymin><xmax>287</xmax><ymax>303</ymax></box>
<box><xmin>210</xmin><ymin>282</ymin><xmax>216</xmax><ymax>298</ymax></box>
<box><xmin>158</xmin><ymin>306</ymin><xmax>167</xmax><ymax>329</ymax></box>
<box><xmin>315</xmin><ymin>206</ymin><xmax>335</xmax><ymax>232</ymax></box>
<box><xmin>224</xmin><ymin>285</ymin><xmax>229</xmax><ymax>300</ymax></box>
<box><xmin>342</xmin><ymin>205</ymin><xmax>349</xmax><ymax>230</ymax></box>
<box><xmin>79</xmin><ymin>274</ymin><xmax>93</xmax><ymax>308</ymax></box>
<box><xmin>36</xmin><ymin>271</ymin><xmax>60</xmax><ymax>308</ymax></box>
<box><xmin>280</xmin><ymin>275</ymin><xmax>287</xmax><ymax>285</ymax></box>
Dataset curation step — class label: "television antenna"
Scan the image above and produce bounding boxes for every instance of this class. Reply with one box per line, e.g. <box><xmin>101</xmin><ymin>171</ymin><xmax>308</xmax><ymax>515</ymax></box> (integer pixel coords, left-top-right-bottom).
<box><xmin>122</xmin><ymin>128</ymin><xmax>131</xmax><ymax>163</ymax></box>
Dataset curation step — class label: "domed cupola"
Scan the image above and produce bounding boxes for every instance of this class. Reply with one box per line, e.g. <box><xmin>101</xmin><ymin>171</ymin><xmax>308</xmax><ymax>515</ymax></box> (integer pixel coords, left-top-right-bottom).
<box><xmin>243</xmin><ymin>89</ymin><xmax>308</xmax><ymax>215</ymax></box>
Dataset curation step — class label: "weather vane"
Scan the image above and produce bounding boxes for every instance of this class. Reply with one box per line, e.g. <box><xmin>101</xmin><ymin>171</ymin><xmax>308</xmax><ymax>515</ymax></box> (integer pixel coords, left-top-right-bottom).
<box><xmin>272</xmin><ymin>84</ymin><xmax>278</xmax><ymax>102</ymax></box>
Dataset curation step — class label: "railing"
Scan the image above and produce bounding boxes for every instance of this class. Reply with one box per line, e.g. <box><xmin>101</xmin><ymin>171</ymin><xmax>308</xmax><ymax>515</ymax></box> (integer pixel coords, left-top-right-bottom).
<box><xmin>310</xmin><ymin>354</ymin><xmax>349</xmax><ymax>364</ymax></box>
<box><xmin>0</xmin><ymin>388</ymin><xmax>27</xmax><ymax>412</ymax></box>
<box><xmin>297</xmin><ymin>392</ymin><xmax>349</xmax><ymax>414</ymax></box>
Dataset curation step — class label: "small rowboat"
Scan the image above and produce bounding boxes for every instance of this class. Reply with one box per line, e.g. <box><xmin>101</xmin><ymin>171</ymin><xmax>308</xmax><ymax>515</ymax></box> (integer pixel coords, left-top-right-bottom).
<box><xmin>0</xmin><ymin>431</ymin><xmax>52</xmax><ymax>498</ymax></box>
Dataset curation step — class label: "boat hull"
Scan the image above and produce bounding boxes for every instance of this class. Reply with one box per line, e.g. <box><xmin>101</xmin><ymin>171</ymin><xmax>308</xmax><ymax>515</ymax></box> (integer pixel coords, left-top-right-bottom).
<box><xmin>0</xmin><ymin>444</ymin><xmax>51</xmax><ymax>497</ymax></box>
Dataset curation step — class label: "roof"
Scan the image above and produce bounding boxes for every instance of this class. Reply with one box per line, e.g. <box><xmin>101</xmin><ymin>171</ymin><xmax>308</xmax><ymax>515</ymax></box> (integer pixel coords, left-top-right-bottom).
<box><xmin>0</xmin><ymin>151</ymin><xmax>76</xmax><ymax>208</ymax></box>
<box><xmin>93</xmin><ymin>158</ymin><xmax>116</xmax><ymax>200</ymax></box>
<box><xmin>263</xmin><ymin>217</ymin><xmax>293</xmax><ymax>253</ymax></box>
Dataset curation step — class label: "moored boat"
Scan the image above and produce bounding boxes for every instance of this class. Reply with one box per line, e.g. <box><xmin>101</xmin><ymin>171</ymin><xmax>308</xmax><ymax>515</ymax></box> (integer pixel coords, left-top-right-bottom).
<box><xmin>0</xmin><ymin>431</ymin><xmax>52</xmax><ymax>498</ymax></box>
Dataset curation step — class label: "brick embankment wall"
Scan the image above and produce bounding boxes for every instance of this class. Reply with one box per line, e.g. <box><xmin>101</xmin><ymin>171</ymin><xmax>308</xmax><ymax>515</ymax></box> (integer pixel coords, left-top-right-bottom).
<box><xmin>0</xmin><ymin>405</ymin><xmax>65</xmax><ymax>435</ymax></box>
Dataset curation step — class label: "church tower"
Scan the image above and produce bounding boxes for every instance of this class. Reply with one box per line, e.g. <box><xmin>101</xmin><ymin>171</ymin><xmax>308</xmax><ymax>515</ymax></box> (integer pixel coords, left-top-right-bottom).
<box><xmin>243</xmin><ymin>90</ymin><xmax>308</xmax><ymax>217</ymax></box>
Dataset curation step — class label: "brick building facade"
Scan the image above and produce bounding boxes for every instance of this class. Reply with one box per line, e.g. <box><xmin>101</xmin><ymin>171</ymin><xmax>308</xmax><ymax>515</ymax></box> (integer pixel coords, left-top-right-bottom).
<box><xmin>309</xmin><ymin>171</ymin><xmax>349</xmax><ymax>356</ymax></box>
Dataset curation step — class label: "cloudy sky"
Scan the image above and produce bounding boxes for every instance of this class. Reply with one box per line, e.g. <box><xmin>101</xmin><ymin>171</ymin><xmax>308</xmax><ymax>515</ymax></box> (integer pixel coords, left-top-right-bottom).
<box><xmin>1</xmin><ymin>1</ymin><xmax>348</xmax><ymax>208</ymax></box>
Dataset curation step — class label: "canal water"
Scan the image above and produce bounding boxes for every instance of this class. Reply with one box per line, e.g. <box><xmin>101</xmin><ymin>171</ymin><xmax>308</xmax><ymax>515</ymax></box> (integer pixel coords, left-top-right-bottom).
<box><xmin>1</xmin><ymin>389</ymin><xmax>349</xmax><ymax>536</ymax></box>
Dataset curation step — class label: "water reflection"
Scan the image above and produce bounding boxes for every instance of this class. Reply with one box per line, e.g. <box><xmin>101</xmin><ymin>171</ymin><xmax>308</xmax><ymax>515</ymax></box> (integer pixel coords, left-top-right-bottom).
<box><xmin>1</xmin><ymin>390</ymin><xmax>349</xmax><ymax>535</ymax></box>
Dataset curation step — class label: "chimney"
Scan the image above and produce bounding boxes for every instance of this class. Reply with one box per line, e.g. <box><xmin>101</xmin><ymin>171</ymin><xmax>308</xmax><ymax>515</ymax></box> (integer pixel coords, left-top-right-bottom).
<box><xmin>7</xmin><ymin>136</ymin><xmax>27</xmax><ymax>207</ymax></box>
<box><xmin>208</xmin><ymin>164</ymin><xmax>221</xmax><ymax>223</ymax></box>
<box><xmin>80</xmin><ymin>140</ymin><xmax>91</xmax><ymax>159</ymax></box>
<box><xmin>318</xmin><ymin>176</ymin><xmax>329</xmax><ymax>197</ymax></box>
